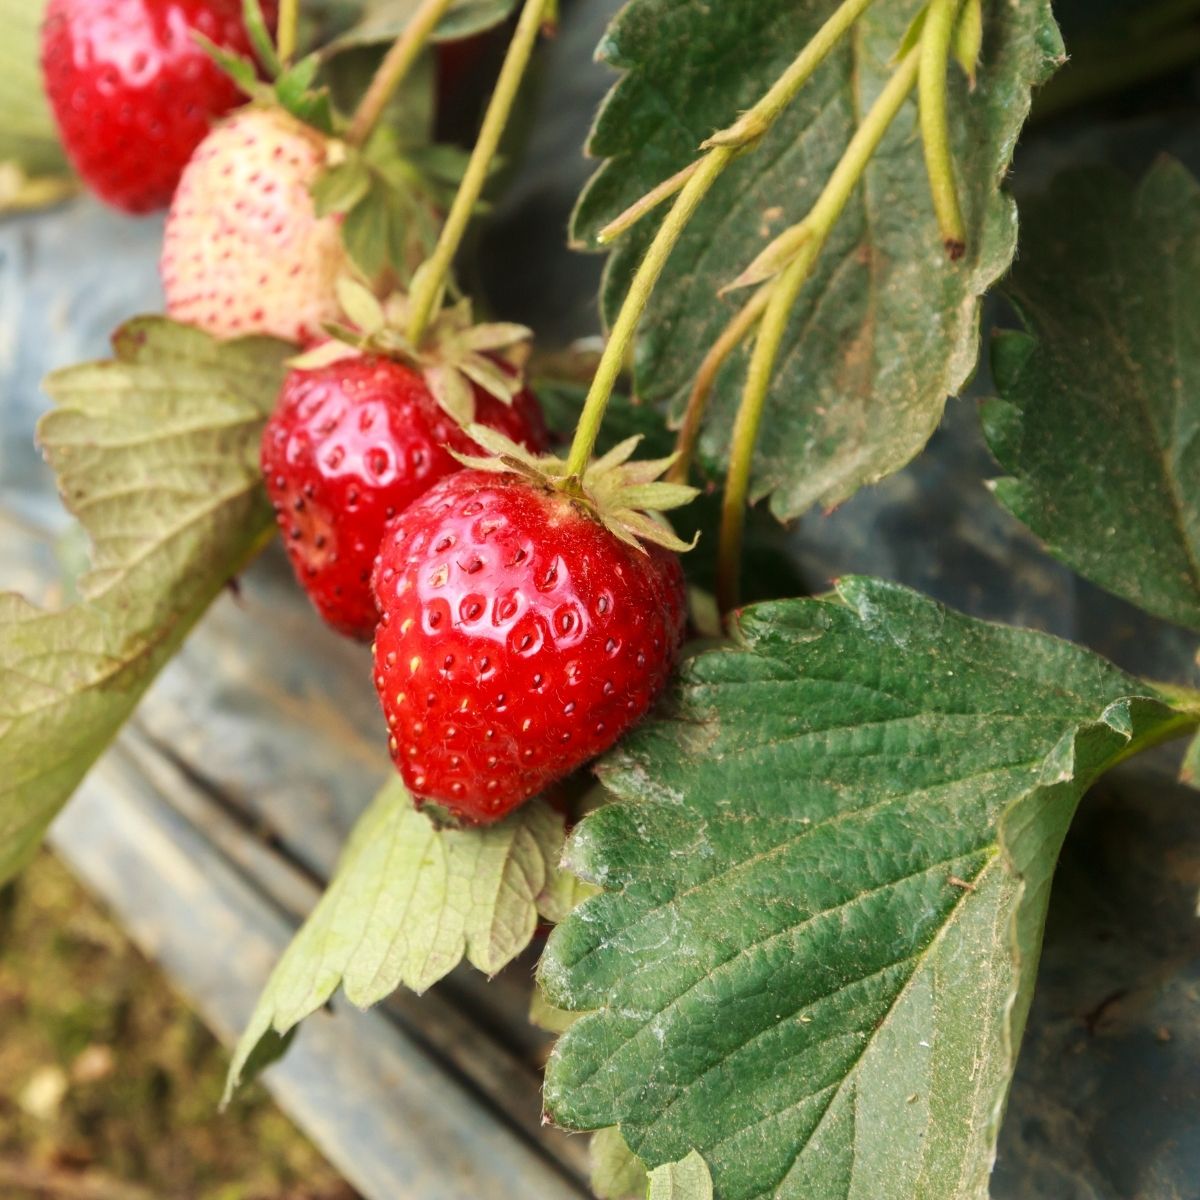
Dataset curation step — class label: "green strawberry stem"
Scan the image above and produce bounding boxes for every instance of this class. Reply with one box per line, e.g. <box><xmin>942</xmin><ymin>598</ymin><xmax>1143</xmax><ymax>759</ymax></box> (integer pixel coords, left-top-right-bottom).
<box><xmin>919</xmin><ymin>0</ymin><xmax>967</xmax><ymax>258</ymax></box>
<box><xmin>666</xmin><ymin>285</ymin><xmax>771</xmax><ymax>486</ymax></box>
<box><xmin>346</xmin><ymin>0</ymin><xmax>457</xmax><ymax>147</ymax></box>
<box><xmin>716</xmin><ymin>45</ymin><xmax>921</xmax><ymax>615</ymax></box>
<box><xmin>277</xmin><ymin>0</ymin><xmax>298</xmax><ymax>62</ymax></box>
<box><xmin>404</xmin><ymin>0</ymin><xmax>553</xmax><ymax>344</ymax></box>
<box><xmin>563</xmin><ymin>0</ymin><xmax>879</xmax><ymax>483</ymax></box>
<box><xmin>562</xmin><ymin>150</ymin><xmax>732</xmax><ymax>481</ymax></box>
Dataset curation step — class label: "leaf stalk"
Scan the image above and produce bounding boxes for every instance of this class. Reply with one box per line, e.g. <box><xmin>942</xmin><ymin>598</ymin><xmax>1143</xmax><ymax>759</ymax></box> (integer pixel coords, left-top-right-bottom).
<box><xmin>346</xmin><ymin>0</ymin><xmax>457</xmax><ymax>148</ymax></box>
<box><xmin>404</xmin><ymin>0</ymin><xmax>552</xmax><ymax>345</ymax></box>
<box><xmin>715</xmin><ymin>45</ymin><xmax>921</xmax><ymax>613</ymax></box>
<box><xmin>919</xmin><ymin>0</ymin><xmax>967</xmax><ymax>258</ymax></box>
<box><xmin>597</xmin><ymin>0</ymin><xmax>879</xmax><ymax>244</ymax></box>
<box><xmin>566</xmin><ymin>0</ymin><xmax>880</xmax><ymax>481</ymax></box>
<box><xmin>276</xmin><ymin>0</ymin><xmax>299</xmax><ymax>62</ymax></box>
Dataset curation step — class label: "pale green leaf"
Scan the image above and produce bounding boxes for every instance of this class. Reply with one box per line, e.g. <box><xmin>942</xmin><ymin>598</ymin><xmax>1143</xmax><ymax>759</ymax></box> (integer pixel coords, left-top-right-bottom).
<box><xmin>574</xmin><ymin>0</ymin><xmax>1064</xmax><ymax>518</ymax></box>
<box><xmin>984</xmin><ymin>159</ymin><xmax>1200</xmax><ymax>632</ymax></box>
<box><xmin>591</xmin><ymin>1126</ymin><xmax>650</xmax><ymax>1200</ymax></box>
<box><xmin>541</xmin><ymin>578</ymin><xmax>1192</xmax><ymax>1199</ymax></box>
<box><xmin>226</xmin><ymin>780</ymin><xmax>568</xmax><ymax>1100</ymax></box>
<box><xmin>0</xmin><ymin>320</ymin><xmax>290</xmax><ymax>885</ymax></box>
<box><xmin>648</xmin><ymin>1151</ymin><xmax>714</xmax><ymax>1200</ymax></box>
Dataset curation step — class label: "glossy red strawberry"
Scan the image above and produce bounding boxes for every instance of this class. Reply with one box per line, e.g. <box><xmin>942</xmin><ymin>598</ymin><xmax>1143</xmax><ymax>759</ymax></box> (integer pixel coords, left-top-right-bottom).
<box><xmin>40</xmin><ymin>0</ymin><xmax>275</xmax><ymax>214</ymax></box>
<box><xmin>261</xmin><ymin>356</ymin><xmax>548</xmax><ymax>640</ymax></box>
<box><xmin>371</xmin><ymin>470</ymin><xmax>687</xmax><ymax>823</ymax></box>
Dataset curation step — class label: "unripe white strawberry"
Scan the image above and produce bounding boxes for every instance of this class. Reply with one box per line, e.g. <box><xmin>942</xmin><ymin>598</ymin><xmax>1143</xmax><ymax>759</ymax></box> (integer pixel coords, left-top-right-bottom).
<box><xmin>160</xmin><ymin>106</ymin><xmax>346</xmax><ymax>344</ymax></box>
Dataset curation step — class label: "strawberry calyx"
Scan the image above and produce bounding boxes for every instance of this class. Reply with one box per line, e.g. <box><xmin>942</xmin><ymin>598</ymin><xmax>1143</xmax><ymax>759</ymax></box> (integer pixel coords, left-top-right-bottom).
<box><xmin>198</xmin><ymin>0</ymin><xmax>336</xmax><ymax>134</ymax></box>
<box><xmin>290</xmin><ymin>277</ymin><xmax>533</xmax><ymax>425</ymax></box>
<box><xmin>449</xmin><ymin>425</ymin><xmax>700</xmax><ymax>554</ymax></box>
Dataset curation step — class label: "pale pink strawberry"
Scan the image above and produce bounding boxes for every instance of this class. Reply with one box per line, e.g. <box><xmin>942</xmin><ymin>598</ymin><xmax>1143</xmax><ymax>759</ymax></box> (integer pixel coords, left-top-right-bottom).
<box><xmin>160</xmin><ymin>107</ymin><xmax>346</xmax><ymax>344</ymax></box>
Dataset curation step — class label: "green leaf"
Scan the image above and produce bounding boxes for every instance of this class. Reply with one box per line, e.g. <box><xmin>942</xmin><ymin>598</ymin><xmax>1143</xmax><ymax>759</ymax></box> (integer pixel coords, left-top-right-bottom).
<box><xmin>592</xmin><ymin>1127</ymin><xmax>650</xmax><ymax>1200</ymax></box>
<box><xmin>328</xmin><ymin>0</ymin><xmax>519</xmax><ymax>50</ymax></box>
<box><xmin>573</xmin><ymin>0</ymin><xmax>1064</xmax><ymax>519</ymax></box>
<box><xmin>226</xmin><ymin>779</ymin><xmax>569</xmax><ymax>1100</ymax></box>
<box><xmin>648</xmin><ymin>1151</ymin><xmax>714</xmax><ymax>1200</ymax></box>
<box><xmin>0</xmin><ymin>319</ymin><xmax>290</xmax><ymax>885</ymax></box>
<box><xmin>0</xmin><ymin>0</ymin><xmax>70</xmax><ymax>180</ymax></box>
<box><xmin>540</xmin><ymin>578</ymin><xmax>1192</xmax><ymax>1199</ymax></box>
<box><xmin>984</xmin><ymin>160</ymin><xmax>1200</xmax><ymax>633</ymax></box>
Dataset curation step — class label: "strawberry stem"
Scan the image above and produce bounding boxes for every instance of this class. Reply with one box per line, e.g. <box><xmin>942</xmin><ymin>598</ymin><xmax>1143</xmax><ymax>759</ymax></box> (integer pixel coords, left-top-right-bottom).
<box><xmin>716</xmin><ymin>45</ymin><xmax>921</xmax><ymax>614</ymax></box>
<box><xmin>919</xmin><ymin>0</ymin><xmax>967</xmax><ymax>258</ymax></box>
<box><xmin>405</xmin><ymin>0</ymin><xmax>553</xmax><ymax>344</ymax></box>
<box><xmin>346</xmin><ymin>0</ymin><xmax>457</xmax><ymax>147</ymax></box>
<box><xmin>562</xmin><ymin>0</ymin><xmax>879</xmax><ymax>483</ymax></box>
<box><xmin>666</xmin><ymin>284</ymin><xmax>771</xmax><ymax>485</ymax></box>
<box><xmin>277</xmin><ymin>0</ymin><xmax>299</xmax><ymax>62</ymax></box>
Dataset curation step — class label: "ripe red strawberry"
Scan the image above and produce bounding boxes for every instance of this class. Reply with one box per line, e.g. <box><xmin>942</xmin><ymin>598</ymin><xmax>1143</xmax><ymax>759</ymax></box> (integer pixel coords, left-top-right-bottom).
<box><xmin>40</xmin><ymin>0</ymin><xmax>275</xmax><ymax>214</ymax></box>
<box><xmin>161</xmin><ymin>106</ymin><xmax>345</xmax><ymax>344</ymax></box>
<box><xmin>371</xmin><ymin>469</ymin><xmax>688</xmax><ymax>823</ymax></box>
<box><xmin>261</xmin><ymin>356</ymin><xmax>549</xmax><ymax>640</ymax></box>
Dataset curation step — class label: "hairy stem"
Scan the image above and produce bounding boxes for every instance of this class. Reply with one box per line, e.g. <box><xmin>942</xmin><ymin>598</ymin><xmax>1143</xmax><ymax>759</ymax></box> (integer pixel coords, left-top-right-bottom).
<box><xmin>706</xmin><ymin>0</ymin><xmax>878</xmax><ymax>148</ymax></box>
<box><xmin>276</xmin><ymin>0</ymin><xmax>299</xmax><ymax>62</ymax></box>
<box><xmin>716</xmin><ymin>46</ymin><xmax>920</xmax><ymax>613</ymax></box>
<box><xmin>598</xmin><ymin>0</ymin><xmax>880</xmax><ymax>244</ymax></box>
<box><xmin>564</xmin><ymin>149</ymin><xmax>733</xmax><ymax>479</ymax></box>
<box><xmin>919</xmin><ymin>0</ymin><xmax>966</xmax><ymax>258</ymax></box>
<box><xmin>667</xmin><ymin>286</ymin><xmax>772</xmax><ymax>485</ymax></box>
<box><xmin>346</xmin><ymin>0</ymin><xmax>457</xmax><ymax>147</ymax></box>
<box><xmin>566</xmin><ymin>0</ymin><xmax>880</xmax><ymax>480</ymax></box>
<box><xmin>405</xmin><ymin>0</ymin><xmax>551</xmax><ymax>343</ymax></box>
<box><xmin>599</xmin><ymin>162</ymin><xmax>703</xmax><ymax>245</ymax></box>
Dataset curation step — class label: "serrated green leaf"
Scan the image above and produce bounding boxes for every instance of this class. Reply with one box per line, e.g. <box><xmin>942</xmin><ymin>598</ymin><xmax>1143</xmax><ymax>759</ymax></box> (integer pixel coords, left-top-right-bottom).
<box><xmin>0</xmin><ymin>319</ymin><xmax>290</xmax><ymax>885</ymax></box>
<box><xmin>540</xmin><ymin>578</ymin><xmax>1193</xmax><ymax>1199</ymax></box>
<box><xmin>648</xmin><ymin>1151</ymin><xmax>714</xmax><ymax>1200</ymax></box>
<box><xmin>984</xmin><ymin>160</ymin><xmax>1200</xmax><ymax>633</ymax></box>
<box><xmin>328</xmin><ymin>0</ymin><xmax>519</xmax><ymax>51</ymax></box>
<box><xmin>0</xmin><ymin>0</ymin><xmax>69</xmax><ymax>181</ymax></box>
<box><xmin>226</xmin><ymin>780</ymin><xmax>568</xmax><ymax>1100</ymax></box>
<box><xmin>591</xmin><ymin>1126</ymin><xmax>650</xmax><ymax>1200</ymax></box>
<box><xmin>574</xmin><ymin>0</ymin><xmax>1063</xmax><ymax>519</ymax></box>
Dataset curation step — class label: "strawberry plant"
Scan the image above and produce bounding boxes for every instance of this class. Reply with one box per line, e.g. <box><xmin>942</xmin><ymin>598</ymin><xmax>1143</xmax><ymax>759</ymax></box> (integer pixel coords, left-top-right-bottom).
<box><xmin>2</xmin><ymin>0</ymin><xmax>1199</xmax><ymax>1197</ymax></box>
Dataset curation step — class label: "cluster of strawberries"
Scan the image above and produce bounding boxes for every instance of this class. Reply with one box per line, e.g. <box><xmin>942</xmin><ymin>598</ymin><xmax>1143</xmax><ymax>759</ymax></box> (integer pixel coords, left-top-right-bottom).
<box><xmin>40</xmin><ymin>0</ymin><xmax>688</xmax><ymax>825</ymax></box>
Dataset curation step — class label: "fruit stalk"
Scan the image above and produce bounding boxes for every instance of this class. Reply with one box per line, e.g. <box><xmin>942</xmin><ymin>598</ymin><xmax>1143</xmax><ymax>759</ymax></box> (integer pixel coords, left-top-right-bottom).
<box><xmin>666</xmin><ymin>285</ymin><xmax>771</xmax><ymax>485</ymax></box>
<box><xmin>563</xmin><ymin>0</ymin><xmax>879</xmax><ymax>482</ymax></box>
<box><xmin>346</xmin><ymin>0</ymin><xmax>457</xmax><ymax>146</ymax></box>
<box><xmin>597</xmin><ymin>0</ymin><xmax>879</xmax><ymax>244</ymax></box>
<box><xmin>277</xmin><ymin>0</ymin><xmax>298</xmax><ymax>61</ymax></box>
<box><xmin>564</xmin><ymin>149</ymin><xmax>732</xmax><ymax>480</ymax></box>
<box><xmin>716</xmin><ymin>45</ymin><xmax>921</xmax><ymax>614</ymax></box>
<box><xmin>405</xmin><ymin>0</ymin><xmax>553</xmax><ymax>344</ymax></box>
<box><xmin>919</xmin><ymin>0</ymin><xmax>967</xmax><ymax>258</ymax></box>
